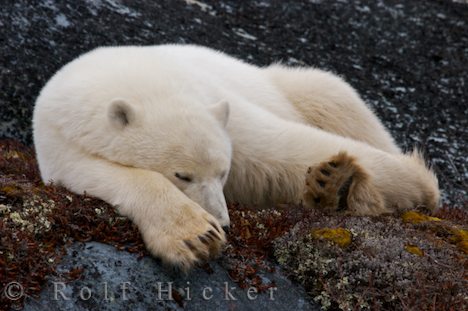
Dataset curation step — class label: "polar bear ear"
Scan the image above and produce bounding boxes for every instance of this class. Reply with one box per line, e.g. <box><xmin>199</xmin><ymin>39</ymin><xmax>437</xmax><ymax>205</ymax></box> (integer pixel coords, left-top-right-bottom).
<box><xmin>108</xmin><ymin>99</ymin><xmax>136</xmax><ymax>129</ymax></box>
<box><xmin>209</xmin><ymin>100</ymin><xmax>230</xmax><ymax>127</ymax></box>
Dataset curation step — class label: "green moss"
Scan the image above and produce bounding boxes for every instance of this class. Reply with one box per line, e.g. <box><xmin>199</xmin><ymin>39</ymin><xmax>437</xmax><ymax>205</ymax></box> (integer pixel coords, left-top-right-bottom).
<box><xmin>311</xmin><ymin>228</ymin><xmax>352</xmax><ymax>248</ymax></box>
<box><xmin>404</xmin><ymin>244</ymin><xmax>424</xmax><ymax>256</ymax></box>
<box><xmin>274</xmin><ymin>211</ymin><xmax>467</xmax><ymax>310</ymax></box>
<box><xmin>1</xmin><ymin>185</ymin><xmax>23</xmax><ymax>196</ymax></box>
<box><xmin>402</xmin><ymin>210</ymin><xmax>468</xmax><ymax>255</ymax></box>
<box><xmin>1</xmin><ymin>138</ymin><xmax>467</xmax><ymax>311</ymax></box>
<box><xmin>401</xmin><ymin>211</ymin><xmax>441</xmax><ymax>224</ymax></box>
<box><xmin>450</xmin><ymin>229</ymin><xmax>468</xmax><ymax>254</ymax></box>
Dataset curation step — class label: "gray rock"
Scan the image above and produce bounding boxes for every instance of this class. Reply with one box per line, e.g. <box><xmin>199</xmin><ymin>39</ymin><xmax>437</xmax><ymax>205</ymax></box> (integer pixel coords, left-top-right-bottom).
<box><xmin>0</xmin><ymin>0</ymin><xmax>466</xmax><ymax>207</ymax></box>
<box><xmin>1</xmin><ymin>0</ymin><xmax>467</xmax><ymax>310</ymax></box>
<box><xmin>23</xmin><ymin>242</ymin><xmax>317</xmax><ymax>311</ymax></box>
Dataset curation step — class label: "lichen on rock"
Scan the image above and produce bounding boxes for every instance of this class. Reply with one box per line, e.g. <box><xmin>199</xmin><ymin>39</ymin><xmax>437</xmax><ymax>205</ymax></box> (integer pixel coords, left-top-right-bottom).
<box><xmin>401</xmin><ymin>210</ymin><xmax>441</xmax><ymax>224</ymax></box>
<box><xmin>1</xmin><ymin>139</ymin><xmax>467</xmax><ymax>311</ymax></box>
<box><xmin>404</xmin><ymin>244</ymin><xmax>424</xmax><ymax>256</ymax></box>
<box><xmin>449</xmin><ymin>228</ymin><xmax>468</xmax><ymax>254</ymax></box>
<box><xmin>310</xmin><ymin>228</ymin><xmax>352</xmax><ymax>248</ymax></box>
<box><xmin>273</xmin><ymin>210</ymin><xmax>467</xmax><ymax>310</ymax></box>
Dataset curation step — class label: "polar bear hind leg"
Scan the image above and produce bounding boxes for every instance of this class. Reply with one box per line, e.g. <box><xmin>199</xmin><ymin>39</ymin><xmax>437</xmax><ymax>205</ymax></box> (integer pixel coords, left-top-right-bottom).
<box><xmin>304</xmin><ymin>151</ymin><xmax>388</xmax><ymax>215</ymax></box>
<box><xmin>264</xmin><ymin>65</ymin><xmax>439</xmax><ymax>213</ymax></box>
<box><xmin>265</xmin><ymin>64</ymin><xmax>401</xmax><ymax>154</ymax></box>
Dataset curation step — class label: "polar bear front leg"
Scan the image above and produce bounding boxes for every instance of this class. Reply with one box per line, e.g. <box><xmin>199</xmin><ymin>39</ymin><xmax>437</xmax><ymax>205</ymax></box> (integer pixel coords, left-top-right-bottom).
<box><xmin>48</xmin><ymin>147</ymin><xmax>225</xmax><ymax>271</ymax></box>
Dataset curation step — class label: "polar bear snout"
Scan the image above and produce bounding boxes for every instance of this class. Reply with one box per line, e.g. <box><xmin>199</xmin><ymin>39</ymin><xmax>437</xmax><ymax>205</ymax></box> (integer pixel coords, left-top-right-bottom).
<box><xmin>184</xmin><ymin>180</ymin><xmax>230</xmax><ymax>227</ymax></box>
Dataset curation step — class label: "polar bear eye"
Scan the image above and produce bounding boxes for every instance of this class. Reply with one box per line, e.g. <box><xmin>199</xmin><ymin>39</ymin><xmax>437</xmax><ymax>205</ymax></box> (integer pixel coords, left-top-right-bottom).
<box><xmin>175</xmin><ymin>172</ymin><xmax>192</xmax><ymax>182</ymax></box>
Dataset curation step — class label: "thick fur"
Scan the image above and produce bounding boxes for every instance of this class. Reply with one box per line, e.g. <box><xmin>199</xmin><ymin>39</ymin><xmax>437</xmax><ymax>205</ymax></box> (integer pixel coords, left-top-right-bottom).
<box><xmin>266</xmin><ymin>65</ymin><xmax>401</xmax><ymax>154</ymax></box>
<box><xmin>33</xmin><ymin>44</ymin><xmax>440</xmax><ymax>269</ymax></box>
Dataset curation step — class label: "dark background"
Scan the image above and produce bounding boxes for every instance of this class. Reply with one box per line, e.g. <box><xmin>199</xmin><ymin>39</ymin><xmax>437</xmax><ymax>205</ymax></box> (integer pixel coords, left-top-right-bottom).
<box><xmin>0</xmin><ymin>0</ymin><xmax>466</xmax><ymax>207</ymax></box>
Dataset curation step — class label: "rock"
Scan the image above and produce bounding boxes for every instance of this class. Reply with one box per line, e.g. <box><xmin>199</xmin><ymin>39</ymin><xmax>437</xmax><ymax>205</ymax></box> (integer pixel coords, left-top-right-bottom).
<box><xmin>0</xmin><ymin>0</ymin><xmax>466</xmax><ymax>207</ymax></box>
<box><xmin>1</xmin><ymin>1</ymin><xmax>467</xmax><ymax>310</ymax></box>
<box><xmin>22</xmin><ymin>242</ymin><xmax>317</xmax><ymax>311</ymax></box>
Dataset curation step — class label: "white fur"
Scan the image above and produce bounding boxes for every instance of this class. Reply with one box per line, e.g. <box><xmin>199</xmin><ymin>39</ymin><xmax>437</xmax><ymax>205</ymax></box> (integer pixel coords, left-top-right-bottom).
<box><xmin>33</xmin><ymin>45</ymin><xmax>439</xmax><ymax>268</ymax></box>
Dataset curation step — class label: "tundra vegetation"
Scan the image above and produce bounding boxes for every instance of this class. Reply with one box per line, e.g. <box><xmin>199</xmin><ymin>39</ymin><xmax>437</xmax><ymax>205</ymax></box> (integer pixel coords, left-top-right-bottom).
<box><xmin>0</xmin><ymin>139</ymin><xmax>466</xmax><ymax>310</ymax></box>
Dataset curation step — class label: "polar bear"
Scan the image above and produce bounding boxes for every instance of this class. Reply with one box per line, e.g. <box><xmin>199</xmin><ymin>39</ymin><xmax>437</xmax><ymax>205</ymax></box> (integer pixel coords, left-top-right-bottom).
<box><xmin>33</xmin><ymin>44</ymin><xmax>439</xmax><ymax>270</ymax></box>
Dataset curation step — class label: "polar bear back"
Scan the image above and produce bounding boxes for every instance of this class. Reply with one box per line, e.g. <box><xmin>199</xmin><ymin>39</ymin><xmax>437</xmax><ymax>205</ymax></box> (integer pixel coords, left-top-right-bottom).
<box><xmin>36</xmin><ymin>45</ymin><xmax>303</xmax><ymax>125</ymax></box>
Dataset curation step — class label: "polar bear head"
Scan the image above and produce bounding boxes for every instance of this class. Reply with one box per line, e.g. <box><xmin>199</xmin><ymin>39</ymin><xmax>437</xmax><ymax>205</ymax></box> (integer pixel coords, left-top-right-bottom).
<box><xmin>103</xmin><ymin>97</ymin><xmax>232</xmax><ymax>227</ymax></box>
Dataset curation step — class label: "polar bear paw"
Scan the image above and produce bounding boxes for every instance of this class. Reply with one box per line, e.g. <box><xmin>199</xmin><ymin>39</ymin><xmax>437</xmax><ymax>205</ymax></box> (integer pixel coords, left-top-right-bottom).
<box><xmin>303</xmin><ymin>152</ymin><xmax>387</xmax><ymax>215</ymax></box>
<box><xmin>140</xmin><ymin>203</ymin><xmax>226</xmax><ymax>272</ymax></box>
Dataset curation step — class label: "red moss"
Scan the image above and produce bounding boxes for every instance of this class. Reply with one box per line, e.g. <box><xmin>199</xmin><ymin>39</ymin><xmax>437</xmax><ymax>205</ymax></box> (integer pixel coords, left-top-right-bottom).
<box><xmin>0</xmin><ymin>139</ymin><xmax>311</xmax><ymax>308</ymax></box>
<box><xmin>1</xmin><ymin>139</ymin><xmax>466</xmax><ymax>310</ymax></box>
<box><xmin>433</xmin><ymin>205</ymin><xmax>468</xmax><ymax>226</ymax></box>
<box><xmin>0</xmin><ymin>139</ymin><xmax>147</xmax><ymax>309</ymax></box>
<box><xmin>224</xmin><ymin>203</ymin><xmax>310</xmax><ymax>291</ymax></box>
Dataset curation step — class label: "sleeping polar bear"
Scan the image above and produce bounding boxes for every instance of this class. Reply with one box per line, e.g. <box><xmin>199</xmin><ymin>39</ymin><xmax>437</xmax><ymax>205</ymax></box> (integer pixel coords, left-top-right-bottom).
<box><xmin>33</xmin><ymin>45</ymin><xmax>439</xmax><ymax>270</ymax></box>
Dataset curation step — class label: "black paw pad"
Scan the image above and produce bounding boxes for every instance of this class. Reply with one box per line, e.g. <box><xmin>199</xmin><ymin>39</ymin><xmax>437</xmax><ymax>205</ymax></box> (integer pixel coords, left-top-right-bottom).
<box><xmin>317</xmin><ymin>179</ymin><xmax>326</xmax><ymax>188</ymax></box>
<box><xmin>337</xmin><ymin>176</ymin><xmax>353</xmax><ymax>211</ymax></box>
<box><xmin>320</xmin><ymin>168</ymin><xmax>331</xmax><ymax>176</ymax></box>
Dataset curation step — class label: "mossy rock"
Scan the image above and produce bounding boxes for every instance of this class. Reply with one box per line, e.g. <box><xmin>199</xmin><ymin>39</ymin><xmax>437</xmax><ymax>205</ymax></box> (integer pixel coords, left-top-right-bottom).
<box><xmin>273</xmin><ymin>209</ymin><xmax>467</xmax><ymax>310</ymax></box>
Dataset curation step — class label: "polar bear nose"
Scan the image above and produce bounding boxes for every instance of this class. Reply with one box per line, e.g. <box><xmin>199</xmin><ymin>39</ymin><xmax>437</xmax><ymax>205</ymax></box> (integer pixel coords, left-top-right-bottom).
<box><xmin>184</xmin><ymin>180</ymin><xmax>230</xmax><ymax>228</ymax></box>
<box><xmin>217</xmin><ymin>210</ymin><xmax>230</xmax><ymax>228</ymax></box>
<box><xmin>200</xmin><ymin>181</ymin><xmax>230</xmax><ymax>226</ymax></box>
<box><xmin>222</xmin><ymin>225</ymin><xmax>230</xmax><ymax>234</ymax></box>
